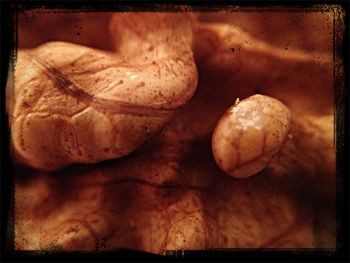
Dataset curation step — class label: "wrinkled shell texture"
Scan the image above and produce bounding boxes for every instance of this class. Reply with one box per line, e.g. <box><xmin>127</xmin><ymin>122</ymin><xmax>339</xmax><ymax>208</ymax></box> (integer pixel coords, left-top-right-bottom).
<box><xmin>11</xmin><ymin>13</ymin><xmax>197</xmax><ymax>171</ymax></box>
<box><xmin>11</xmin><ymin>10</ymin><xmax>336</xmax><ymax>253</ymax></box>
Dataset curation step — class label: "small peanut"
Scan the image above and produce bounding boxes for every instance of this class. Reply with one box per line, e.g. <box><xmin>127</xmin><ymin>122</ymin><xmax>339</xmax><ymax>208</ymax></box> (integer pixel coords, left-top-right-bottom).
<box><xmin>212</xmin><ymin>94</ymin><xmax>291</xmax><ymax>179</ymax></box>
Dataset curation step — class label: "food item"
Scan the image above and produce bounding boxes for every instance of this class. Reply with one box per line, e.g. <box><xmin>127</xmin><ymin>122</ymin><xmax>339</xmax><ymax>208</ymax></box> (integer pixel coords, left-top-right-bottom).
<box><xmin>10</xmin><ymin>13</ymin><xmax>197</xmax><ymax>171</ymax></box>
<box><xmin>11</xmin><ymin>10</ymin><xmax>336</xmax><ymax>253</ymax></box>
<box><xmin>212</xmin><ymin>95</ymin><xmax>291</xmax><ymax>178</ymax></box>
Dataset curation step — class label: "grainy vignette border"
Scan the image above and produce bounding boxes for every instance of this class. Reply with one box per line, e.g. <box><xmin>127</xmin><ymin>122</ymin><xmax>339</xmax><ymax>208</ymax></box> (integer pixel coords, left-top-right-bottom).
<box><xmin>333</xmin><ymin>5</ymin><xmax>347</xmax><ymax>260</ymax></box>
<box><xmin>0</xmin><ymin>1</ymin><xmax>348</xmax><ymax>262</ymax></box>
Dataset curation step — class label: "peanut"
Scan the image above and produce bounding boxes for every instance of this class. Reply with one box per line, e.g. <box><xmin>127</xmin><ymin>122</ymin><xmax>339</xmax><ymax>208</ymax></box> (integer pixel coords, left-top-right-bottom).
<box><xmin>212</xmin><ymin>94</ymin><xmax>291</xmax><ymax>178</ymax></box>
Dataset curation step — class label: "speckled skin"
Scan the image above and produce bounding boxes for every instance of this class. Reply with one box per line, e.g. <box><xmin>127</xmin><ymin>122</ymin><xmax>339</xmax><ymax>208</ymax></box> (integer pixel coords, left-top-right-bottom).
<box><xmin>212</xmin><ymin>95</ymin><xmax>291</xmax><ymax>178</ymax></box>
<box><xmin>9</xmin><ymin>13</ymin><xmax>198</xmax><ymax>171</ymax></box>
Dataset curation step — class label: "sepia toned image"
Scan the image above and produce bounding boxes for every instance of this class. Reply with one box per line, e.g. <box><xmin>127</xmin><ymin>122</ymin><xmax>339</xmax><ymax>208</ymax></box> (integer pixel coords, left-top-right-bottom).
<box><xmin>4</xmin><ymin>4</ymin><xmax>344</xmax><ymax>256</ymax></box>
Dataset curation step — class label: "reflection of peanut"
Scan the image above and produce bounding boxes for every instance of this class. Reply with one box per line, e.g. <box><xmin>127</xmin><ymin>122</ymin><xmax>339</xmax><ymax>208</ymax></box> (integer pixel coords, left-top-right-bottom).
<box><xmin>9</xmin><ymin>13</ymin><xmax>198</xmax><ymax>171</ymax></box>
<box><xmin>212</xmin><ymin>94</ymin><xmax>291</xmax><ymax>179</ymax></box>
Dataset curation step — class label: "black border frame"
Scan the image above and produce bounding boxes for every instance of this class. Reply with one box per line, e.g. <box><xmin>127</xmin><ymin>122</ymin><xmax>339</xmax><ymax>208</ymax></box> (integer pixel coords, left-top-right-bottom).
<box><xmin>1</xmin><ymin>1</ymin><xmax>349</xmax><ymax>262</ymax></box>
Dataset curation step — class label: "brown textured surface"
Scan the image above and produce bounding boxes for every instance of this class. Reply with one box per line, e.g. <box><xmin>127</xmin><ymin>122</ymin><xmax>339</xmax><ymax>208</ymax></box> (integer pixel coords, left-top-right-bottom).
<box><xmin>198</xmin><ymin>10</ymin><xmax>333</xmax><ymax>53</ymax></box>
<box><xmin>18</xmin><ymin>11</ymin><xmax>114</xmax><ymax>50</ymax></box>
<box><xmin>12</xmin><ymin>10</ymin><xmax>336</xmax><ymax>253</ymax></box>
<box><xmin>11</xmin><ymin>13</ymin><xmax>198</xmax><ymax>171</ymax></box>
<box><xmin>14</xmin><ymin>113</ymin><xmax>335</xmax><ymax>252</ymax></box>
